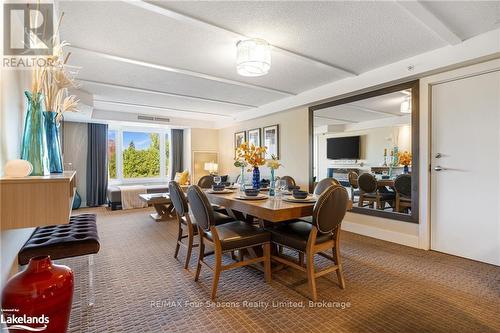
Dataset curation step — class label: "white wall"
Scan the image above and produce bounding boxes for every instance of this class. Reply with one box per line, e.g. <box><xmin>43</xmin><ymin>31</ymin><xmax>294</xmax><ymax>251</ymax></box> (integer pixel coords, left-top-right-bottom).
<box><xmin>63</xmin><ymin>122</ymin><xmax>88</xmax><ymax>206</ymax></box>
<box><xmin>218</xmin><ymin>107</ymin><xmax>309</xmax><ymax>188</ymax></box>
<box><xmin>0</xmin><ymin>70</ymin><xmax>31</xmax><ymax>176</ymax></box>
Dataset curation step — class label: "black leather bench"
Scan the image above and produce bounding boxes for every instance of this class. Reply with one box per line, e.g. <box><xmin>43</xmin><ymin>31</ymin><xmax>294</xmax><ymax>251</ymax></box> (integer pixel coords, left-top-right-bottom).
<box><xmin>18</xmin><ymin>214</ymin><xmax>100</xmax><ymax>306</ymax></box>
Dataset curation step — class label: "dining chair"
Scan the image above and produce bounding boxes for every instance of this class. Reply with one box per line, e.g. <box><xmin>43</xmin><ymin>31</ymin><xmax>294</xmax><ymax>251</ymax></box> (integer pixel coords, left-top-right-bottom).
<box><xmin>347</xmin><ymin>171</ymin><xmax>360</xmax><ymax>202</ymax></box>
<box><xmin>357</xmin><ymin>173</ymin><xmax>395</xmax><ymax>210</ymax></box>
<box><xmin>394</xmin><ymin>174</ymin><xmax>412</xmax><ymax>213</ymax></box>
<box><xmin>280</xmin><ymin>176</ymin><xmax>297</xmax><ymax>189</ymax></box>
<box><xmin>169</xmin><ymin>182</ymin><xmax>234</xmax><ymax>269</ymax></box>
<box><xmin>197</xmin><ymin>175</ymin><xmax>215</xmax><ymax>188</ymax></box>
<box><xmin>187</xmin><ymin>185</ymin><xmax>272</xmax><ymax>300</ymax></box>
<box><xmin>296</xmin><ymin>177</ymin><xmax>341</xmax><ymax>225</ymax></box>
<box><xmin>268</xmin><ymin>185</ymin><xmax>349</xmax><ymax>301</ymax></box>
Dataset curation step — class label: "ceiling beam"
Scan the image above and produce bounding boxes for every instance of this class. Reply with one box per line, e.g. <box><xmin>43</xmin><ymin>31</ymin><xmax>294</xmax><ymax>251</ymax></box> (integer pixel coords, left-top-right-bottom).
<box><xmin>79</xmin><ymin>79</ymin><xmax>256</xmax><ymax>108</ymax></box>
<box><xmin>93</xmin><ymin>99</ymin><xmax>234</xmax><ymax>119</ymax></box>
<box><xmin>314</xmin><ymin>115</ymin><xmax>357</xmax><ymax>124</ymax></box>
<box><xmin>396</xmin><ymin>1</ymin><xmax>462</xmax><ymax>45</ymax></box>
<box><xmin>344</xmin><ymin>103</ymin><xmax>402</xmax><ymax>117</ymax></box>
<box><xmin>124</xmin><ymin>0</ymin><xmax>357</xmax><ymax>78</ymax></box>
<box><xmin>68</xmin><ymin>45</ymin><xmax>295</xmax><ymax>96</ymax></box>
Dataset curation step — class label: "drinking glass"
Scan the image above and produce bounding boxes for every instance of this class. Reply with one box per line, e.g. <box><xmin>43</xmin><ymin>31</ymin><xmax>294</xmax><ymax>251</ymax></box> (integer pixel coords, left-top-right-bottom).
<box><xmin>274</xmin><ymin>179</ymin><xmax>284</xmax><ymax>200</ymax></box>
<box><xmin>213</xmin><ymin>176</ymin><xmax>221</xmax><ymax>185</ymax></box>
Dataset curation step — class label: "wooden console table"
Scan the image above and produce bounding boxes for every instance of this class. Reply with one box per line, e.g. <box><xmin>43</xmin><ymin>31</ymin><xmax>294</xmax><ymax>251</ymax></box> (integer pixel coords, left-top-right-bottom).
<box><xmin>0</xmin><ymin>171</ymin><xmax>76</xmax><ymax>230</ymax></box>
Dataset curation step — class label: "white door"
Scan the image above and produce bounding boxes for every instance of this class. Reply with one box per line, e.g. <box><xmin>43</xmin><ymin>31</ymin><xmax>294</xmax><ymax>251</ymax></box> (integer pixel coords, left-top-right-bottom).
<box><xmin>431</xmin><ymin>70</ymin><xmax>500</xmax><ymax>266</ymax></box>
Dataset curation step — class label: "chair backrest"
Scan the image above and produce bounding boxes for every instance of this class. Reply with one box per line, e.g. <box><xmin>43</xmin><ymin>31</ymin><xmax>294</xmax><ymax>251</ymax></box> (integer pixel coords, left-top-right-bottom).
<box><xmin>395</xmin><ymin>174</ymin><xmax>412</xmax><ymax>197</ymax></box>
<box><xmin>358</xmin><ymin>173</ymin><xmax>378</xmax><ymax>193</ymax></box>
<box><xmin>197</xmin><ymin>175</ymin><xmax>214</xmax><ymax>188</ymax></box>
<box><xmin>348</xmin><ymin>171</ymin><xmax>359</xmax><ymax>189</ymax></box>
<box><xmin>169</xmin><ymin>181</ymin><xmax>188</xmax><ymax>217</ymax></box>
<box><xmin>280</xmin><ymin>176</ymin><xmax>296</xmax><ymax>188</ymax></box>
<box><xmin>314</xmin><ymin>178</ymin><xmax>340</xmax><ymax>195</ymax></box>
<box><xmin>187</xmin><ymin>185</ymin><xmax>215</xmax><ymax>231</ymax></box>
<box><xmin>312</xmin><ymin>185</ymin><xmax>349</xmax><ymax>234</ymax></box>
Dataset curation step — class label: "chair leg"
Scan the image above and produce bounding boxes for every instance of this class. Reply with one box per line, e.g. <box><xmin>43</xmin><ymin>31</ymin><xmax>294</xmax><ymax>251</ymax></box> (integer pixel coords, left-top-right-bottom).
<box><xmin>184</xmin><ymin>225</ymin><xmax>194</xmax><ymax>269</ymax></box>
<box><xmin>194</xmin><ymin>237</ymin><xmax>204</xmax><ymax>282</ymax></box>
<box><xmin>333</xmin><ymin>247</ymin><xmax>346</xmax><ymax>289</ymax></box>
<box><xmin>298</xmin><ymin>252</ymin><xmax>304</xmax><ymax>267</ymax></box>
<box><xmin>174</xmin><ymin>223</ymin><xmax>182</xmax><ymax>260</ymax></box>
<box><xmin>306</xmin><ymin>251</ymin><xmax>317</xmax><ymax>301</ymax></box>
<box><xmin>263</xmin><ymin>243</ymin><xmax>271</xmax><ymax>283</ymax></box>
<box><xmin>211</xmin><ymin>247</ymin><xmax>222</xmax><ymax>300</ymax></box>
<box><xmin>88</xmin><ymin>254</ymin><xmax>95</xmax><ymax>307</ymax></box>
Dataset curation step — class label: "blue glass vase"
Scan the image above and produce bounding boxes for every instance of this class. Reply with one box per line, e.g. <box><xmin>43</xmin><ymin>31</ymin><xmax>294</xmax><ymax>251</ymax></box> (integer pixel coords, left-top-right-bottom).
<box><xmin>21</xmin><ymin>91</ymin><xmax>50</xmax><ymax>176</ymax></box>
<box><xmin>269</xmin><ymin>169</ymin><xmax>275</xmax><ymax>196</ymax></box>
<box><xmin>72</xmin><ymin>190</ymin><xmax>82</xmax><ymax>210</ymax></box>
<box><xmin>252</xmin><ymin>167</ymin><xmax>260</xmax><ymax>189</ymax></box>
<box><xmin>43</xmin><ymin>111</ymin><xmax>63</xmax><ymax>173</ymax></box>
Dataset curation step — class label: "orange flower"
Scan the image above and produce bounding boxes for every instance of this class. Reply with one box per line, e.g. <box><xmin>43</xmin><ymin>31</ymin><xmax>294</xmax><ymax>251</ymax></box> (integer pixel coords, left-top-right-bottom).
<box><xmin>235</xmin><ymin>141</ymin><xmax>267</xmax><ymax>168</ymax></box>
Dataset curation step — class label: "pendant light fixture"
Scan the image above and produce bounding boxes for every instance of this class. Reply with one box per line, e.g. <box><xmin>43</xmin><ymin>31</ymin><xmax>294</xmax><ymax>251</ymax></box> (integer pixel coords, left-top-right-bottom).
<box><xmin>236</xmin><ymin>38</ymin><xmax>271</xmax><ymax>77</ymax></box>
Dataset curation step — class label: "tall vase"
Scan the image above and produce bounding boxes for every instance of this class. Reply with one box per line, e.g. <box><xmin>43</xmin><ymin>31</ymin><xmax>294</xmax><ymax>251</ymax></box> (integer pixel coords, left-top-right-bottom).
<box><xmin>403</xmin><ymin>165</ymin><xmax>409</xmax><ymax>174</ymax></box>
<box><xmin>252</xmin><ymin>166</ymin><xmax>261</xmax><ymax>189</ymax></box>
<box><xmin>269</xmin><ymin>169</ymin><xmax>276</xmax><ymax>196</ymax></box>
<box><xmin>44</xmin><ymin>111</ymin><xmax>63</xmax><ymax>173</ymax></box>
<box><xmin>21</xmin><ymin>91</ymin><xmax>50</xmax><ymax>176</ymax></box>
<box><xmin>1</xmin><ymin>256</ymin><xmax>74</xmax><ymax>333</ymax></box>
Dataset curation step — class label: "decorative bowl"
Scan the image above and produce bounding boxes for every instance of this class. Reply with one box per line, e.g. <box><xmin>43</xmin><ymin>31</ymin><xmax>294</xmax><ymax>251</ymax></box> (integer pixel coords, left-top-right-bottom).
<box><xmin>212</xmin><ymin>184</ymin><xmax>226</xmax><ymax>192</ymax></box>
<box><xmin>292</xmin><ymin>190</ymin><xmax>308</xmax><ymax>199</ymax></box>
<box><xmin>244</xmin><ymin>188</ymin><xmax>260</xmax><ymax>197</ymax></box>
<box><xmin>288</xmin><ymin>185</ymin><xmax>300</xmax><ymax>191</ymax></box>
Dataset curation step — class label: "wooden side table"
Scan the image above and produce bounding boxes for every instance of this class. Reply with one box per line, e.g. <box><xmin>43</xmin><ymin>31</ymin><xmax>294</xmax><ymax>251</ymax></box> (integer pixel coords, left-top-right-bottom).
<box><xmin>138</xmin><ymin>193</ymin><xmax>173</xmax><ymax>222</ymax></box>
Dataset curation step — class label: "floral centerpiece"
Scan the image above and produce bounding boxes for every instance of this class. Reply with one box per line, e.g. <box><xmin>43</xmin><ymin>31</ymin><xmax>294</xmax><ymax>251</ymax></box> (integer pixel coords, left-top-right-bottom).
<box><xmin>235</xmin><ymin>142</ymin><xmax>267</xmax><ymax>189</ymax></box>
<box><xmin>398</xmin><ymin>151</ymin><xmax>412</xmax><ymax>174</ymax></box>
<box><xmin>266</xmin><ymin>154</ymin><xmax>283</xmax><ymax>196</ymax></box>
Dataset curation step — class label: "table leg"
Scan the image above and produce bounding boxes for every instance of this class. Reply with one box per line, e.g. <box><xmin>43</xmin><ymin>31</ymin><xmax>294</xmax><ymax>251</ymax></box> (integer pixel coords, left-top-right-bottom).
<box><xmin>150</xmin><ymin>203</ymin><xmax>173</xmax><ymax>222</ymax></box>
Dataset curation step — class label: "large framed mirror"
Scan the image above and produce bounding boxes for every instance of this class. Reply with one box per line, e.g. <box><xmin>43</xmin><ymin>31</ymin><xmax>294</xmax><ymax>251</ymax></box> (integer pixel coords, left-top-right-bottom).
<box><xmin>309</xmin><ymin>80</ymin><xmax>419</xmax><ymax>223</ymax></box>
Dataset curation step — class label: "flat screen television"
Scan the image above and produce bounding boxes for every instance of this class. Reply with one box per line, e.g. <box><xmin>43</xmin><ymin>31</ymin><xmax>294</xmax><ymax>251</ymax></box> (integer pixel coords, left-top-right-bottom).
<box><xmin>327</xmin><ymin>136</ymin><xmax>360</xmax><ymax>160</ymax></box>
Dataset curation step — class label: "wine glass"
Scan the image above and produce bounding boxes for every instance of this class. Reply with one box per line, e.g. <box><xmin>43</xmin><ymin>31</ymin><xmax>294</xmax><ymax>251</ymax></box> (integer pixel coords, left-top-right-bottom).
<box><xmin>213</xmin><ymin>175</ymin><xmax>221</xmax><ymax>185</ymax></box>
<box><xmin>274</xmin><ymin>179</ymin><xmax>284</xmax><ymax>200</ymax></box>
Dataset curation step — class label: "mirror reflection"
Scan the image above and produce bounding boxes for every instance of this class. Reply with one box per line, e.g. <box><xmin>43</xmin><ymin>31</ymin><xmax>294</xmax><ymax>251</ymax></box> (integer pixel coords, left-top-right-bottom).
<box><xmin>313</xmin><ymin>88</ymin><xmax>414</xmax><ymax>218</ymax></box>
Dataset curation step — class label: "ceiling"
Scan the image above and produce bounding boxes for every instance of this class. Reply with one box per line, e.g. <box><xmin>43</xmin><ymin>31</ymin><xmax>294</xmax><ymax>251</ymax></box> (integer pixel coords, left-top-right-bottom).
<box><xmin>57</xmin><ymin>0</ymin><xmax>500</xmax><ymax>127</ymax></box>
<box><xmin>314</xmin><ymin>91</ymin><xmax>411</xmax><ymax>127</ymax></box>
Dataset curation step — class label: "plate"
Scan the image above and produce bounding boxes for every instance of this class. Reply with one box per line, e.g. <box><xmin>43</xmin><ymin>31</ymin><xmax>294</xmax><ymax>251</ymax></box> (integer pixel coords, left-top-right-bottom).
<box><xmin>207</xmin><ymin>189</ymin><xmax>234</xmax><ymax>194</ymax></box>
<box><xmin>235</xmin><ymin>194</ymin><xmax>268</xmax><ymax>200</ymax></box>
<box><xmin>283</xmin><ymin>196</ymin><xmax>317</xmax><ymax>203</ymax></box>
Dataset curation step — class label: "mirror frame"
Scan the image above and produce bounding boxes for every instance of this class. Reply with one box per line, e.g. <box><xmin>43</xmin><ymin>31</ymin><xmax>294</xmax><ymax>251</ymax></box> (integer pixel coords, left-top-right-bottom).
<box><xmin>309</xmin><ymin>80</ymin><xmax>419</xmax><ymax>223</ymax></box>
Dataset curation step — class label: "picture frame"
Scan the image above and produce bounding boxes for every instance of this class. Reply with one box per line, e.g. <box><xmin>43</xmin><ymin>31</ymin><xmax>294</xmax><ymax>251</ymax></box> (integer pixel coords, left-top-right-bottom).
<box><xmin>263</xmin><ymin>124</ymin><xmax>279</xmax><ymax>159</ymax></box>
<box><xmin>234</xmin><ymin>131</ymin><xmax>246</xmax><ymax>157</ymax></box>
<box><xmin>247</xmin><ymin>128</ymin><xmax>261</xmax><ymax>147</ymax></box>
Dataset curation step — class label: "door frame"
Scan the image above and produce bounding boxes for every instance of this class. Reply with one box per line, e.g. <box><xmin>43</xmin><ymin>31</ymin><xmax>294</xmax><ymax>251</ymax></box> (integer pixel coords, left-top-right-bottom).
<box><xmin>418</xmin><ymin>58</ymin><xmax>500</xmax><ymax>250</ymax></box>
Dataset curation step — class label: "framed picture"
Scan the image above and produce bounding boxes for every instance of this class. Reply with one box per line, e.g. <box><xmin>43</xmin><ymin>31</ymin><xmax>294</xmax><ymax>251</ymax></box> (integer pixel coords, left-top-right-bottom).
<box><xmin>247</xmin><ymin>128</ymin><xmax>261</xmax><ymax>147</ymax></box>
<box><xmin>234</xmin><ymin>131</ymin><xmax>246</xmax><ymax>157</ymax></box>
<box><xmin>263</xmin><ymin>124</ymin><xmax>279</xmax><ymax>159</ymax></box>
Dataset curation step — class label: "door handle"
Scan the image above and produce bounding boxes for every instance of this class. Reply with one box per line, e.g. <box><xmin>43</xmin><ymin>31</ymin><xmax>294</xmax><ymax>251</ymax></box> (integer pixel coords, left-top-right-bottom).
<box><xmin>435</xmin><ymin>153</ymin><xmax>442</xmax><ymax>158</ymax></box>
<box><xmin>434</xmin><ymin>166</ymin><xmax>445</xmax><ymax>171</ymax></box>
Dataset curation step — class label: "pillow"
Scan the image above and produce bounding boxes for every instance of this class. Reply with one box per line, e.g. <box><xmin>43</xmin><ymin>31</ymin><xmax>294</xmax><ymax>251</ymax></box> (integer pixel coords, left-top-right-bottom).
<box><xmin>174</xmin><ymin>170</ymin><xmax>189</xmax><ymax>185</ymax></box>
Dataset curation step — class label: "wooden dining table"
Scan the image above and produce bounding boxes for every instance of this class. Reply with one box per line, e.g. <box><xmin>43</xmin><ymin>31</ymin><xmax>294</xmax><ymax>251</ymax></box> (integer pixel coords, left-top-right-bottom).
<box><xmin>205</xmin><ymin>190</ymin><xmax>352</xmax><ymax>225</ymax></box>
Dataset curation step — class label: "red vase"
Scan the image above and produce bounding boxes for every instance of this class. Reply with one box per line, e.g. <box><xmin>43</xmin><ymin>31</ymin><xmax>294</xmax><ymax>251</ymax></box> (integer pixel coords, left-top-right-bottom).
<box><xmin>1</xmin><ymin>256</ymin><xmax>74</xmax><ymax>333</ymax></box>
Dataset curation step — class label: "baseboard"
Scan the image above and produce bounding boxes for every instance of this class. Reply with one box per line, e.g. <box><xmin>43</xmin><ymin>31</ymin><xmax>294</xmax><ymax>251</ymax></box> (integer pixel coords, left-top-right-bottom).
<box><xmin>341</xmin><ymin>221</ymin><xmax>420</xmax><ymax>248</ymax></box>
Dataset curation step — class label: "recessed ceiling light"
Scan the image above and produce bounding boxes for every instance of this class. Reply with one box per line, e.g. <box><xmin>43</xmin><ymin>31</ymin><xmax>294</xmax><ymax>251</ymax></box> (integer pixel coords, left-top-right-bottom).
<box><xmin>236</xmin><ymin>39</ymin><xmax>271</xmax><ymax>77</ymax></box>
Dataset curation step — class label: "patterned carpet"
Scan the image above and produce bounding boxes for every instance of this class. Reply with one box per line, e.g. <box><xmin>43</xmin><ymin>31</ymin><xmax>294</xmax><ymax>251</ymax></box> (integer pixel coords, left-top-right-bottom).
<box><xmin>61</xmin><ymin>207</ymin><xmax>500</xmax><ymax>333</ymax></box>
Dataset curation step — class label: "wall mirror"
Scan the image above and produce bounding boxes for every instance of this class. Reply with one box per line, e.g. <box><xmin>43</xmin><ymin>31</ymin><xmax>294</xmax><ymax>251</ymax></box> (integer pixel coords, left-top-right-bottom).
<box><xmin>309</xmin><ymin>81</ymin><xmax>419</xmax><ymax>222</ymax></box>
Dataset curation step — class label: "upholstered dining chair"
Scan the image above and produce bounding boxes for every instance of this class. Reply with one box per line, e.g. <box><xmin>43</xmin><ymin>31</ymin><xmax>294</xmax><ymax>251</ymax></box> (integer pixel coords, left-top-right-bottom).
<box><xmin>297</xmin><ymin>177</ymin><xmax>341</xmax><ymax>225</ymax></box>
<box><xmin>357</xmin><ymin>173</ymin><xmax>395</xmax><ymax>210</ymax></box>
<box><xmin>169</xmin><ymin>181</ymin><xmax>234</xmax><ymax>269</ymax></box>
<box><xmin>268</xmin><ymin>185</ymin><xmax>349</xmax><ymax>301</ymax></box>
<box><xmin>197</xmin><ymin>175</ymin><xmax>215</xmax><ymax>188</ymax></box>
<box><xmin>187</xmin><ymin>185</ymin><xmax>272</xmax><ymax>300</ymax></box>
<box><xmin>394</xmin><ymin>174</ymin><xmax>412</xmax><ymax>213</ymax></box>
<box><xmin>280</xmin><ymin>176</ymin><xmax>297</xmax><ymax>189</ymax></box>
<box><xmin>347</xmin><ymin>171</ymin><xmax>360</xmax><ymax>202</ymax></box>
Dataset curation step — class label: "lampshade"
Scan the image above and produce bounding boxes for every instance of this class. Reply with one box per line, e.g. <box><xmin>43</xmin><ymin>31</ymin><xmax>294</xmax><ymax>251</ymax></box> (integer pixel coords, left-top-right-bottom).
<box><xmin>204</xmin><ymin>162</ymin><xmax>218</xmax><ymax>173</ymax></box>
<box><xmin>236</xmin><ymin>39</ymin><xmax>271</xmax><ymax>77</ymax></box>
<box><xmin>400</xmin><ymin>96</ymin><xmax>412</xmax><ymax>113</ymax></box>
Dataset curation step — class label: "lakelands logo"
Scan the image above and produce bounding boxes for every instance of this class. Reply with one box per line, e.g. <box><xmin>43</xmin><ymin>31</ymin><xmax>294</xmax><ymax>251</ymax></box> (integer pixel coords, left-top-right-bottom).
<box><xmin>3</xmin><ymin>3</ymin><xmax>54</xmax><ymax>68</ymax></box>
<box><xmin>1</xmin><ymin>311</ymin><xmax>49</xmax><ymax>331</ymax></box>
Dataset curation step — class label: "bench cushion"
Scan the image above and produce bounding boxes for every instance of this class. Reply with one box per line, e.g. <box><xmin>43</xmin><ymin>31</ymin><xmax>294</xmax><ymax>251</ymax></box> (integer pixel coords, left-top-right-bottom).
<box><xmin>18</xmin><ymin>214</ymin><xmax>100</xmax><ymax>265</ymax></box>
<box><xmin>107</xmin><ymin>185</ymin><xmax>169</xmax><ymax>203</ymax></box>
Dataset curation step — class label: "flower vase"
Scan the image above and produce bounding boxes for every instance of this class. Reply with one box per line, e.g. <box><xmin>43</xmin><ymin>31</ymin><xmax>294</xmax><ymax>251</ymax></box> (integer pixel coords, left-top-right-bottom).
<box><xmin>21</xmin><ymin>91</ymin><xmax>50</xmax><ymax>176</ymax></box>
<box><xmin>269</xmin><ymin>169</ymin><xmax>276</xmax><ymax>196</ymax></box>
<box><xmin>403</xmin><ymin>165</ymin><xmax>409</xmax><ymax>174</ymax></box>
<box><xmin>1</xmin><ymin>256</ymin><xmax>74</xmax><ymax>333</ymax></box>
<box><xmin>252</xmin><ymin>166</ymin><xmax>260</xmax><ymax>189</ymax></box>
<box><xmin>44</xmin><ymin>111</ymin><xmax>63</xmax><ymax>173</ymax></box>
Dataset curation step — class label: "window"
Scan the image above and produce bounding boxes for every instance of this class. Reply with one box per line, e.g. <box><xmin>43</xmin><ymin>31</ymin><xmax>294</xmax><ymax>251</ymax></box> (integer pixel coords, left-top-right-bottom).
<box><xmin>107</xmin><ymin>126</ymin><xmax>171</xmax><ymax>184</ymax></box>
